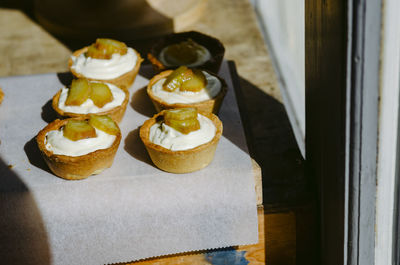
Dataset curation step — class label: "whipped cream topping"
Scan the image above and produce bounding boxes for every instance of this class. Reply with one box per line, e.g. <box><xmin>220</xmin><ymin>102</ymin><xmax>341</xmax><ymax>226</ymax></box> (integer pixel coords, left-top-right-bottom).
<box><xmin>151</xmin><ymin>71</ymin><xmax>221</xmax><ymax>104</ymax></box>
<box><xmin>45</xmin><ymin>127</ymin><xmax>116</xmax><ymax>157</ymax></box>
<box><xmin>149</xmin><ymin>114</ymin><xmax>216</xmax><ymax>151</ymax></box>
<box><xmin>158</xmin><ymin>44</ymin><xmax>211</xmax><ymax>68</ymax></box>
<box><xmin>70</xmin><ymin>47</ymin><xmax>137</xmax><ymax>80</ymax></box>
<box><xmin>58</xmin><ymin>82</ymin><xmax>125</xmax><ymax>114</ymax></box>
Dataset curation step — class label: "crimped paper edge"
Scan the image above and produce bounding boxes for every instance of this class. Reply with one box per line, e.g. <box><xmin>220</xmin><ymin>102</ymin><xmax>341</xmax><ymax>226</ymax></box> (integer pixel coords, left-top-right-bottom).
<box><xmin>107</xmin><ymin>240</ymin><xmax>259</xmax><ymax>265</ymax></box>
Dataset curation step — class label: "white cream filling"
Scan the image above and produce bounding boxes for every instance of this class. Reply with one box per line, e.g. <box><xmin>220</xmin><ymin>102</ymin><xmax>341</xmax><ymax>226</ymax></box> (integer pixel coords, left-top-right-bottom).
<box><xmin>45</xmin><ymin>127</ymin><xmax>116</xmax><ymax>157</ymax></box>
<box><xmin>58</xmin><ymin>82</ymin><xmax>125</xmax><ymax>114</ymax></box>
<box><xmin>70</xmin><ymin>47</ymin><xmax>137</xmax><ymax>80</ymax></box>
<box><xmin>149</xmin><ymin>114</ymin><xmax>216</xmax><ymax>151</ymax></box>
<box><xmin>151</xmin><ymin>71</ymin><xmax>221</xmax><ymax>104</ymax></box>
<box><xmin>158</xmin><ymin>44</ymin><xmax>211</xmax><ymax>68</ymax></box>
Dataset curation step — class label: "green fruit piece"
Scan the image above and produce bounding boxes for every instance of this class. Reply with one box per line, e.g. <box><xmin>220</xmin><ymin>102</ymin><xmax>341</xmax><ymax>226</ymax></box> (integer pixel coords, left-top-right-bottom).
<box><xmin>96</xmin><ymin>38</ymin><xmax>127</xmax><ymax>55</ymax></box>
<box><xmin>86</xmin><ymin>38</ymin><xmax>127</xmax><ymax>59</ymax></box>
<box><xmin>180</xmin><ymin>69</ymin><xmax>207</xmax><ymax>92</ymax></box>
<box><xmin>165</xmin><ymin>118</ymin><xmax>200</xmax><ymax>134</ymax></box>
<box><xmin>164</xmin><ymin>108</ymin><xmax>200</xmax><ymax>134</ymax></box>
<box><xmin>90</xmin><ymin>82</ymin><xmax>114</xmax><ymax>108</ymax></box>
<box><xmin>88</xmin><ymin>115</ymin><xmax>119</xmax><ymax>135</ymax></box>
<box><xmin>63</xmin><ymin>120</ymin><xmax>96</xmax><ymax>141</ymax></box>
<box><xmin>65</xmin><ymin>78</ymin><xmax>91</xmax><ymax>106</ymax></box>
<box><xmin>162</xmin><ymin>66</ymin><xmax>189</xmax><ymax>92</ymax></box>
<box><xmin>86</xmin><ymin>44</ymin><xmax>108</xmax><ymax>59</ymax></box>
<box><xmin>164</xmin><ymin>108</ymin><xmax>198</xmax><ymax>121</ymax></box>
<box><xmin>163</xmin><ymin>39</ymin><xmax>200</xmax><ymax>65</ymax></box>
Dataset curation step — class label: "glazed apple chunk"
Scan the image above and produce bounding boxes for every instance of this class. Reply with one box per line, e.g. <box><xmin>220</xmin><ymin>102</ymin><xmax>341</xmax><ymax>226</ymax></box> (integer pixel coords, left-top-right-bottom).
<box><xmin>89</xmin><ymin>82</ymin><xmax>114</xmax><ymax>108</ymax></box>
<box><xmin>62</xmin><ymin>115</ymin><xmax>119</xmax><ymax>142</ymax></box>
<box><xmin>65</xmin><ymin>78</ymin><xmax>91</xmax><ymax>106</ymax></box>
<box><xmin>164</xmin><ymin>108</ymin><xmax>200</xmax><ymax>134</ymax></box>
<box><xmin>64</xmin><ymin>78</ymin><xmax>114</xmax><ymax>108</ymax></box>
<box><xmin>163</xmin><ymin>39</ymin><xmax>201</xmax><ymax>65</ymax></box>
<box><xmin>163</xmin><ymin>66</ymin><xmax>188</xmax><ymax>92</ymax></box>
<box><xmin>162</xmin><ymin>66</ymin><xmax>207</xmax><ymax>93</ymax></box>
<box><xmin>63</xmin><ymin>120</ymin><xmax>96</xmax><ymax>141</ymax></box>
<box><xmin>88</xmin><ymin>115</ymin><xmax>119</xmax><ymax>135</ymax></box>
<box><xmin>86</xmin><ymin>38</ymin><xmax>127</xmax><ymax>59</ymax></box>
<box><xmin>180</xmin><ymin>69</ymin><xmax>207</xmax><ymax>92</ymax></box>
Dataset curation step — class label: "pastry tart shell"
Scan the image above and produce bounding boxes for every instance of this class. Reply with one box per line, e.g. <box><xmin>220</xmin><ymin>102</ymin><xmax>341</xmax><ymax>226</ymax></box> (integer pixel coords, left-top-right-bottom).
<box><xmin>36</xmin><ymin>117</ymin><xmax>121</xmax><ymax>180</ymax></box>
<box><xmin>139</xmin><ymin>110</ymin><xmax>223</xmax><ymax>173</ymax></box>
<box><xmin>52</xmin><ymin>86</ymin><xmax>129</xmax><ymax>123</ymax></box>
<box><xmin>146</xmin><ymin>70</ymin><xmax>227</xmax><ymax>114</ymax></box>
<box><xmin>68</xmin><ymin>47</ymin><xmax>143</xmax><ymax>89</ymax></box>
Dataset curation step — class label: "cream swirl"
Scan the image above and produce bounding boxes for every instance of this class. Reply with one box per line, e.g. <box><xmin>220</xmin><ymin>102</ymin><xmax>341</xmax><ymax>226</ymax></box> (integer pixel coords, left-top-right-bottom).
<box><xmin>149</xmin><ymin>114</ymin><xmax>216</xmax><ymax>151</ymax></box>
<box><xmin>57</xmin><ymin>82</ymin><xmax>125</xmax><ymax>114</ymax></box>
<box><xmin>70</xmin><ymin>47</ymin><xmax>137</xmax><ymax>79</ymax></box>
<box><xmin>45</xmin><ymin>128</ymin><xmax>116</xmax><ymax>157</ymax></box>
<box><xmin>151</xmin><ymin>71</ymin><xmax>221</xmax><ymax>104</ymax></box>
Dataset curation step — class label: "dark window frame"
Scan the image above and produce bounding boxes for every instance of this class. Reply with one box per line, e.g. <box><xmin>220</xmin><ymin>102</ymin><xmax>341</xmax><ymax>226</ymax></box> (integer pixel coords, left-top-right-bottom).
<box><xmin>305</xmin><ymin>0</ymin><xmax>381</xmax><ymax>264</ymax></box>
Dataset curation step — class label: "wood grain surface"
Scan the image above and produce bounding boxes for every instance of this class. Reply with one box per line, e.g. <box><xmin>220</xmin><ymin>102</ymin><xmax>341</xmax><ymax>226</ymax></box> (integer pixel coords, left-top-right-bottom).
<box><xmin>148</xmin><ymin>0</ymin><xmax>208</xmax><ymax>31</ymax></box>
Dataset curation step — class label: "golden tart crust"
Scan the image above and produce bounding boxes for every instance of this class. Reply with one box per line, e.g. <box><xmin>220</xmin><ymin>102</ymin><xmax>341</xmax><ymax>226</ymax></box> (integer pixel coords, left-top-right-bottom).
<box><xmin>51</xmin><ymin>85</ymin><xmax>129</xmax><ymax>123</ymax></box>
<box><xmin>146</xmin><ymin>70</ymin><xmax>227</xmax><ymax>114</ymax></box>
<box><xmin>36</xmin><ymin>117</ymin><xmax>121</xmax><ymax>180</ymax></box>
<box><xmin>139</xmin><ymin>110</ymin><xmax>223</xmax><ymax>173</ymax></box>
<box><xmin>68</xmin><ymin>47</ymin><xmax>143</xmax><ymax>88</ymax></box>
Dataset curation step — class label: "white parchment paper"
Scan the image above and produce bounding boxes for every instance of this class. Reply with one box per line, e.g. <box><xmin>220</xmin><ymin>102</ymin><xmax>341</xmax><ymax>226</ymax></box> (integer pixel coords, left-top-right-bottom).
<box><xmin>0</xmin><ymin>61</ymin><xmax>258</xmax><ymax>265</ymax></box>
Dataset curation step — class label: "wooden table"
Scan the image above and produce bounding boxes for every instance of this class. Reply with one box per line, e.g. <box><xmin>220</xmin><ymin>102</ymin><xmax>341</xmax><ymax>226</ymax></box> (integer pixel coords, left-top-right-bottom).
<box><xmin>0</xmin><ymin>0</ymin><xmax>316</xmax><ymax>264</ymax></box>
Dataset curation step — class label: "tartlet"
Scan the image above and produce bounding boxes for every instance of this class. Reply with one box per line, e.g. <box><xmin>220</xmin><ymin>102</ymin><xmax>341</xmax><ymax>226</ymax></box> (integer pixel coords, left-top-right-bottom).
<box><xmin>52</xmin><ymin>80</ymin><xmax>129</xmax><ymax>123</ymax></box>
<box><xmin>36</xmin><ymin>117</ymin><xmax>121</xmax><ymax>180</ymax></box>
<box><xmin>148</xmin><ymin>31</ymin><xmax>225</xmax><ymax>73</ymax></box>
<box><xmin>68</xmin><ymin>39</ymin><xmax>143</xmax><ymax>88</ymax></box>
<box><xmin>146</xmin><ymin>69</ymin><xmax>227</xmax><ymax>114</ymax></box>
<box><xmin>139</xmin><ymin>110</ymin><xmax>223</xmax><ymax>173</ymax></box>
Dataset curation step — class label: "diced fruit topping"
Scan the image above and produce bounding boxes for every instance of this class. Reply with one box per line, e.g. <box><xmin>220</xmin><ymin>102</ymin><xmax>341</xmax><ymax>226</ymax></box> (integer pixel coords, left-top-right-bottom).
<box><xmin>89</xmin><ymin>82</ymin><xmax>113</xmax><ymax>108</ymax></box>
<box><xmin>164</xmin><ymin>108</ymin><xmax>200</xmax><ymax>134</ymax></box>
<box><xmin>162</xmin><ymin>66</ymin><xmax>207</xmax><ymax>92</ymax></box>
<box><xmin>164</xmin><ymin>107</ymin><xmax>198</xmax><ymax>121</ymax></box>
<box><xmin>162</xmin><ymin>66</ymin><xmax>188</xmax><ymax>92</ymax></box>
<box><xmin>163</xmin><ymin>39</ymin><xmax>201</xmax><ymax>65</ymax></box>
<box><xmin>63</xmin><ymin>120</ymin><xmax>96</xmax><ymax>141</ymax></box>
<box><xmin>65</xmin><ymin>78</ymin><xmax>91</xmax><ymax>106</ymax></box>
<box><xmin>165</xmin><ymin>118</ymin><xmax>201</xmax><ymax>135</ymax></box>
<box><xmin>85</xmin><ymin>38</ymin><xmax>127</xmax><ymax>59</ymax></box>
<box><xmin>64</xmin><ymin>79</ymin><xmax>116</xmax><ymax>108</ymax></box>
<box><xmin>180</xmin><ymin>69</ymin><xmax>206</xmax><ymax>92</ymax></box>
<box><xmin>88</xmin><ymin>115</ymin><xmax>119</xmax><ymax>135</ymax></box>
